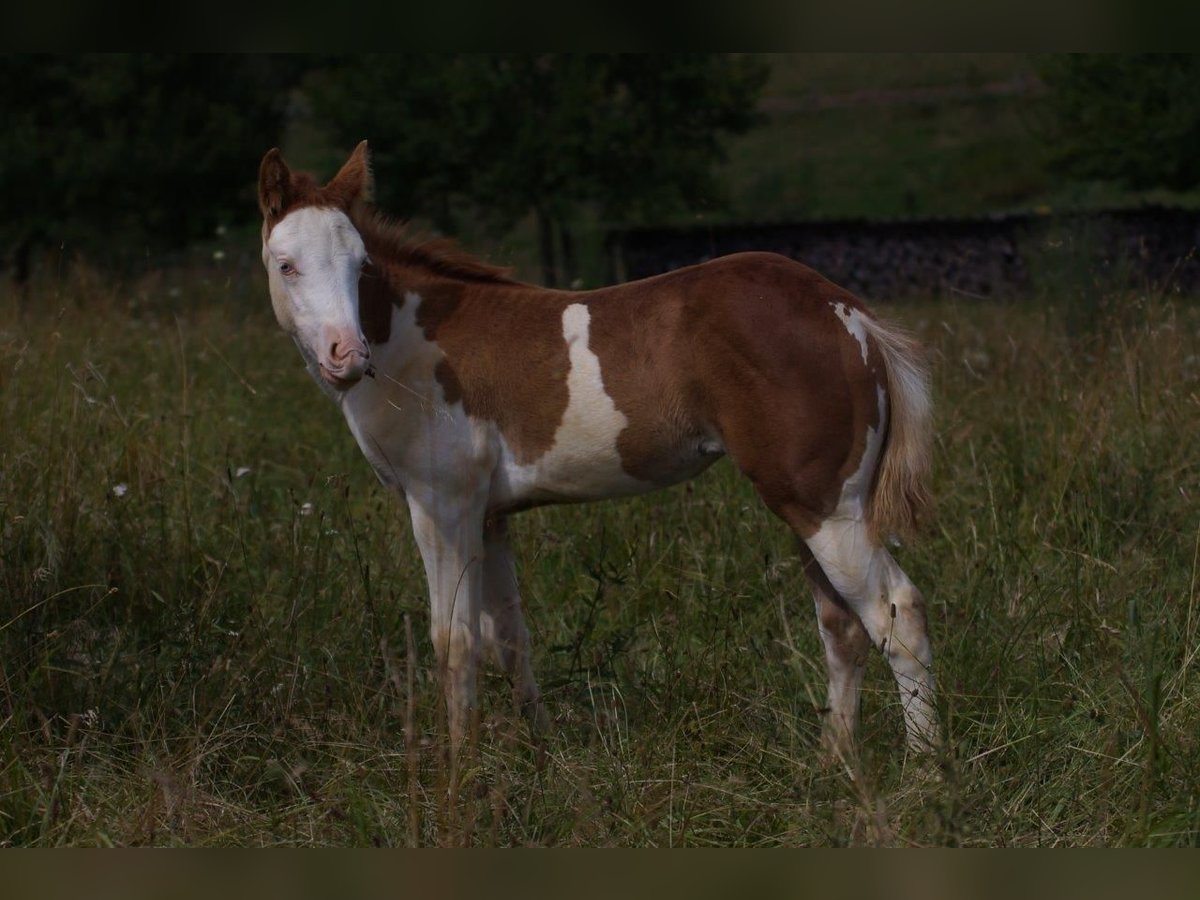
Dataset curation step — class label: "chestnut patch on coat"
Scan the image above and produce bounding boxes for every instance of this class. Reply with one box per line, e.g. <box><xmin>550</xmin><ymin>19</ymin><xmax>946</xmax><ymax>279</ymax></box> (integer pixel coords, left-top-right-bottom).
<box><xmin>703</xmin><ymin>257</ymin><xmax>884</xmax><ymax>536</ymax></box>
<box><xmin>358</xmin><ymin>262</ymin><xmax>395</xmax><ymax>346</ymax></box>
<box><xmin>435</xmin><ymin>359</ymin><xmax>463</xmax><ymax>405</ymax></box>
<box><xmin>360</xmin><ymin>254</ymin><xmax>571</xmax><ymax>465</ymax></box>
<box><xmin>585</xmin><ymin>278</ymin><xmax>700</xmax><ymax>484</ymax></box>
<box><xmin>403</xmin><ymin>278</ymin><xmax>572</xmax><ymax>465</ymax></box>
<box><xmin>588</xmin><ymin>253</ymin><xmax>886</xmax><ymax>534</ymax></box>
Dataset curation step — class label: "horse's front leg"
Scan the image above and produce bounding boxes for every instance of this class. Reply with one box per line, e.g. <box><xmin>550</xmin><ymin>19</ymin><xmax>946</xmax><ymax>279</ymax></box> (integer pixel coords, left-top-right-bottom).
<box><xmin>406</xmin><ymin>490</ymin><xmax>487</xmax><ymax>757</ymax></box>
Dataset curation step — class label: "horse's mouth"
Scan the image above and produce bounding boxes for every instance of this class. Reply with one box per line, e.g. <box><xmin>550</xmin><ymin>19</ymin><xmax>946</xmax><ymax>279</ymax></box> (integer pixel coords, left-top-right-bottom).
<box><xmin>319</xmin><ymin>363</ymin><xmax>365</xmax><ymax>391</ymax></box>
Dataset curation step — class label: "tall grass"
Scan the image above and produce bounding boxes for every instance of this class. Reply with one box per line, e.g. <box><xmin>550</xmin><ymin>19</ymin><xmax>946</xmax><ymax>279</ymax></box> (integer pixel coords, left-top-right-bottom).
<box><xmin>1</xmin><ymin>271</ymin><xmax>1198</xmax><ymax>846</ymax></box>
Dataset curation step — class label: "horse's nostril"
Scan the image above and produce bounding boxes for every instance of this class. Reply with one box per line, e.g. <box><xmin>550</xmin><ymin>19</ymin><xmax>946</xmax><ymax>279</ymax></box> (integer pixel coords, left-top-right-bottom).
<box><xmin>328</xmin><ymin>335</ymin><xmax>367</xmax><ymax>367</ymax></box>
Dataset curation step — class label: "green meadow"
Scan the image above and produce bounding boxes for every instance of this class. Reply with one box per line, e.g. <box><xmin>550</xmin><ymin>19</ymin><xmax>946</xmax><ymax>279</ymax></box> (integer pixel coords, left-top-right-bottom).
<box><xmin>3</xmin><ymin>53</ymin><xmax>1200</xmax><ymax>847</ymax></box>
<box><xmin>1</xmin><ymin>265</ymin><xmax>1198</xmax><ymax>846</ymax></box>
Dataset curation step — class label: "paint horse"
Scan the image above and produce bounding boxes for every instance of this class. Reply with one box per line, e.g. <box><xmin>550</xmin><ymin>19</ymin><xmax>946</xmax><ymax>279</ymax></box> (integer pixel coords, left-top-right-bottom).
<box><xmin>258</xmin><ymin>142</ymin><xmax>937</xmax><ymax>757</ymax></box>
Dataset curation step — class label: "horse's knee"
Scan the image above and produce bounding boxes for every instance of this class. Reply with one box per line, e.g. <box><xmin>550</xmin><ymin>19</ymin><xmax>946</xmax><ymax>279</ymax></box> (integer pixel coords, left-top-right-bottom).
<box><xmin>818</xmin><ymin>596</ymin><xmax>861</xmax><ymax>640</ymax></box>
<box><xmin>431</xmin><ymin>623</ymin><xmax>479</xmax><ymax>674</ymax></box>
<box><xmin>892</xmin><ymin>579</ymin><xmax>927</xmax><ymax>619</ymax></box>
<box><xmin>817</xmin><ymin>597</ymin><xmax>869</xmax><ymax>660</ymax></box>
<box><xmin>480</xmin><ymin>621</ymin><xmax>509</xmax><ymax>672</ymax></box>
<box><xmin>885</xmin><ymin>580</ymin><xmax>932</xmax><ymax>664</ymax></box>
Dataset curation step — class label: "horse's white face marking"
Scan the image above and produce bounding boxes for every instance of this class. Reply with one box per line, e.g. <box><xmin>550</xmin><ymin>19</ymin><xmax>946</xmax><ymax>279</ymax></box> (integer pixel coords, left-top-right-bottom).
<box><xmin>493</xmin><ymin>303</ymin><xmax>645</xmax><ymax>506</ymax></box>
<box><xmin>832</xmin><ymin>302</ymin><xmax>871</xmax><ymax>367</ymax></box>
<box><xmin>264</xmin><ymin>207</ymin><xmax>370</xmax><ymax>391</ymax></box>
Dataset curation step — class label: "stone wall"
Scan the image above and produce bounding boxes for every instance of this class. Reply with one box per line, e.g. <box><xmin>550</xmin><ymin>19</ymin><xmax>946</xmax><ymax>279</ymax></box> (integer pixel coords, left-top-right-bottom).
<box><xmin>608</xmin><ymin>207</ymin><xmax>1200</xmax><ymax>299</ymax></box>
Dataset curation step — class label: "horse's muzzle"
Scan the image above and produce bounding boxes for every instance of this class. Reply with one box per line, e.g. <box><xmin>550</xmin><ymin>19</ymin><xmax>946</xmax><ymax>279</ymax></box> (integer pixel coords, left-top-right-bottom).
<box><xmin>320</xmin><ymin>347</ymin><xmax>370</xmax><ymax>390</ymax></box>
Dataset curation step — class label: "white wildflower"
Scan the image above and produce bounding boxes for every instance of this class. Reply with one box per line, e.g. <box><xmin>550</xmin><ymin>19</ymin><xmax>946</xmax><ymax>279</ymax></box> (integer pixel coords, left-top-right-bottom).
<box><xmin>112</xmin><ymin>483</ymin><xmax>128</xmax><ymax>498</ymax></box>
<box><xmin>234</xmin><ymin>466</ymin><xmax>252</xmax><ymax>478</ymax></box>
<box><xmin>300</xmin><ymin>502</ymin><xmax>313</xmax><ymax>516</ymax></box>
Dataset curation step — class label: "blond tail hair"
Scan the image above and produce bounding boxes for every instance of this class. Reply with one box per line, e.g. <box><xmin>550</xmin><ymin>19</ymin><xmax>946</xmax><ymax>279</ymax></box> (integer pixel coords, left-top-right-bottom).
<box><xmin>860</xmin><ymin>315</ymin><xmax>933</xmax><ymax>541</ymax></box>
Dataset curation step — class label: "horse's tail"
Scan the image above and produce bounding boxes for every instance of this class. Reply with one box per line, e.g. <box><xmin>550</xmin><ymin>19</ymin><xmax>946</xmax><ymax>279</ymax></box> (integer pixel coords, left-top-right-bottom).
<box><xmin>861</xmin><ymin>315</ymin><xmax>933</xmax><ymax>541</ymax></box>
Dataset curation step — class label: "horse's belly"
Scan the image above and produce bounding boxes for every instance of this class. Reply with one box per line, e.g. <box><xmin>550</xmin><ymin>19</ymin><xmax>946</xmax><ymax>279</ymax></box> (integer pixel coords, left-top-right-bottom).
<box><xmin>489</xmin><ymin>426</ymin><xmax>722</xmax><ymax>513</ymax></box>
<box><xmin>491</xmin><ymin>429</ymin><xmax>647</xmax><ymax>508</ymax></box>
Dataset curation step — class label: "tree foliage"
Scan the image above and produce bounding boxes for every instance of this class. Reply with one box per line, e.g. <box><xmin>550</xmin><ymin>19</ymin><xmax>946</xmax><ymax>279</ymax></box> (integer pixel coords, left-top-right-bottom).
<box><xmin>307</xmin><ymin>54</ymin><xmax>769</xmax><ymax>285</ymax></box>
<box><xmin>0</xmin><ymin>54</ymin><xmax>301</xmax><ymax>281</ymax></box>
<box><xmin>1039</xmin><ymin>54</ymin><xmax>1200</xmax><ymax>192</ymax></box>
<box><xmin>0</xmin><ymin>54</ymin><xmax>768</xmax><ymax>288</ymax></box>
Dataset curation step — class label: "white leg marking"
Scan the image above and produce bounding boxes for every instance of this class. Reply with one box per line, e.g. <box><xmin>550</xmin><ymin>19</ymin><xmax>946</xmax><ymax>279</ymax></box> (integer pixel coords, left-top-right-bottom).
<box><xmin>805</xmin><ymin>388</ymin><xmax>936</xmax><ymax>749</ymax></box>
<box><xmin>807</xmin><ymin>521</ymin><xmax>936</xmax><ymax>748</ymax></box>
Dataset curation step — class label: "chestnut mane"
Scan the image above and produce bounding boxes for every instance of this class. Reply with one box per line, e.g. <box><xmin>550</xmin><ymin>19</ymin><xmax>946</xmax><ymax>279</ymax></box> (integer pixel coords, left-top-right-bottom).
<box><xmin>351</xmin><ymin>207</ymin><xmax>518</xmax><ymax>286</ymax></box>
<box><xmin>273</xmin><ymin>167</ymin><xmax>516</xmax><ymax>287</ymax></box>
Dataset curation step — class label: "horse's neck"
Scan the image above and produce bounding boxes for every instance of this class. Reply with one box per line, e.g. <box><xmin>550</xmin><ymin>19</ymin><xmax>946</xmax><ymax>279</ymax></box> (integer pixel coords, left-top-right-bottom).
<box><xmin>359</xmin><ymin>265</ymin><xmax>457</xmax><ymax>399</ymax></box>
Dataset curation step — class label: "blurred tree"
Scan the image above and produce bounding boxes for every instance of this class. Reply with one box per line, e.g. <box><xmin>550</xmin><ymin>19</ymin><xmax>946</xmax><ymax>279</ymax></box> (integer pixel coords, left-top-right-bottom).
<box><xmin>1039</xmin><ymin>54</ymin><xmax>1200</xmax><ymax>192</ymax></box>
<box><xmin>0</xmin><ymin>54</ymin><xmax>305</xmax><ymax>288</ymax></box>
<box><xmin>307</xmin><ymin>54</ymin><xmax>769</xmax><ymax>286</ymax></box>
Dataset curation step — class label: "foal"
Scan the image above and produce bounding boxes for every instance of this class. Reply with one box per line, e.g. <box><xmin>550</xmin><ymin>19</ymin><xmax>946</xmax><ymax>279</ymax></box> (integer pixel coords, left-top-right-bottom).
<box><xmin>258</xmin><ymin>142</ymin><xmax>937</xmax><ymax>756</ymax></box>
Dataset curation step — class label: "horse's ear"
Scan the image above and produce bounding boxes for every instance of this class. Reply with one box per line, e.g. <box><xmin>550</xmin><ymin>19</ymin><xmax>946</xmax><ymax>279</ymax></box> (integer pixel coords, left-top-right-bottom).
<box><xmin>325</xmin><ymin>140</ymin><xmax>374</xmax><ymax>210</ymax></box>
<box><xmin>258</xmin><ymin>148</ymin><xmax>292</xmax><ymax>222</ymax></box>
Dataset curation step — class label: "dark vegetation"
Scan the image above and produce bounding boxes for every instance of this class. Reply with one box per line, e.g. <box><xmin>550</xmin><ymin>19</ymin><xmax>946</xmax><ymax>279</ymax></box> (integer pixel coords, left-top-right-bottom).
<box><xmin>4</xmin><ymin>54</ymin><xmax>1200</xmax><ymax>289</ymax></box>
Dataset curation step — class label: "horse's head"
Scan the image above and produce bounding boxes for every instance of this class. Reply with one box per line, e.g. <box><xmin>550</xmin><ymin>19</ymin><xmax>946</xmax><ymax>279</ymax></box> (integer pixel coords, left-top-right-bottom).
<box><xmin>258</xmin><ymin>142</ymin><xmax>373</xmax><ymax>391</ymax></box>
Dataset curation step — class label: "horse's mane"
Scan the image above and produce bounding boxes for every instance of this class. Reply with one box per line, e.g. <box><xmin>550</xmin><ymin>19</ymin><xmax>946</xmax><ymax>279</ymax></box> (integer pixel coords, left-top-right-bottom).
<box><xmin>351</xmin><ymin>208</ymin><xmax>518</xmax><ymax>286</ymax></box>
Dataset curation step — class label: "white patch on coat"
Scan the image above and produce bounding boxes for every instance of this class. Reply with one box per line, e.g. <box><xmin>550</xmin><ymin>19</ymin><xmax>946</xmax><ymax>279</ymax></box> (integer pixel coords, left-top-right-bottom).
<box><xmin>832</xmin><ymin>302</ymin><xmax>870</xmax><ymax>367</ymax></box>
<box><xmin>493</xmin><ymin>303</ymin><xmax>646</xmax><ymax>506</ymax></box>
<box><xmin>806</xmin><ymin>385</ymin><xmax>888</xmax><ymax>587</ymax></box>
<box><xmin>338</xmin><ymin>294</ymin><xmax>470</xmax><ymax>491</ymax></box>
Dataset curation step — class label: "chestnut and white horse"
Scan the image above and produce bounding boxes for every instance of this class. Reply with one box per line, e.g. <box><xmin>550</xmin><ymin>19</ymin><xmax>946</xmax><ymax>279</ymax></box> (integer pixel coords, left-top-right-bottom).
<box><xmin>258</xmin><ymin>142</ymin><xmax>937</xmax><ymax>757</ymax></box>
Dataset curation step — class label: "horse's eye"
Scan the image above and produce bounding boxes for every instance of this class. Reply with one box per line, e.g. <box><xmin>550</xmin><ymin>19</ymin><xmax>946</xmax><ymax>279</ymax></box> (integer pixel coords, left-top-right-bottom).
<box><xmin>280</xmin><ymin>261</ymin><xmax>295</xmax><ymax>276</ymax></box>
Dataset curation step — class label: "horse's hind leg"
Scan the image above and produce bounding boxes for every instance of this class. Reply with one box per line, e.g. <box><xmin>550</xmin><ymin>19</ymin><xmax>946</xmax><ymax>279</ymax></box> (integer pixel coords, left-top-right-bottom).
<box><xmin>804</xmin><ymin>513</ymin><xmax>937</xmax><ymax>750</ymax></box>
<box><xmin>800</xmin><ymin>544</ymin><xmax>871</xmax><ymax>756</ymax></box>
<box><xmin>481</xmin><ymin>517</ymin><xmax>547</xmax><ymax>730</ymax></box>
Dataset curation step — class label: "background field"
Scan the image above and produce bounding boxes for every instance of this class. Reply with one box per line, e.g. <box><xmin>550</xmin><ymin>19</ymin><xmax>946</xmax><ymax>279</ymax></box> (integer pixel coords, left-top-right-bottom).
<box><xmin>1</xmin><ymin>269</ymin><xmax>1198</xmax><ymax>846</ymax></box>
